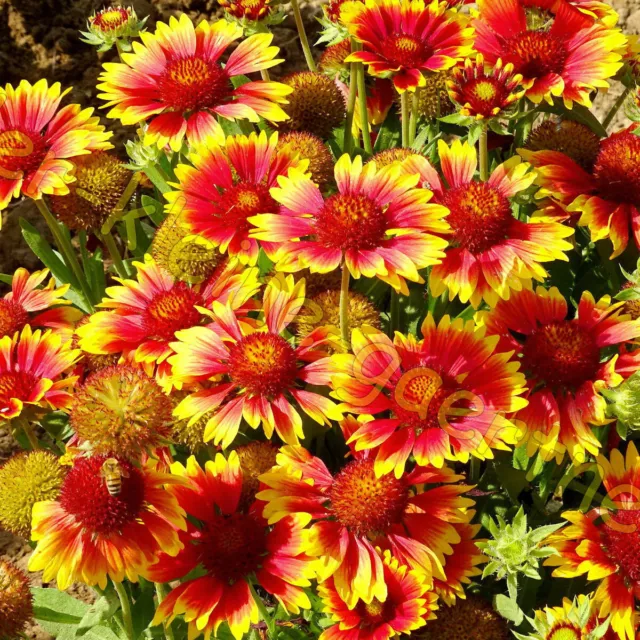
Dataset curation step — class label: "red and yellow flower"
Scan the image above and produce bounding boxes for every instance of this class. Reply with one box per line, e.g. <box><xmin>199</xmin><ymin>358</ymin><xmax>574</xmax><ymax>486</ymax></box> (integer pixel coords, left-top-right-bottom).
<box><xmin>0</xmin><ymin>80</ymin><xmax>112</xmax><ymax>211</ymax></box>
<box><xmin>545</xmin><ymin>442</ymin><xmax>640</xmax><ymax>640</ymax></box>
<box><xmin>477</xmin><ymin>286</ymin><xmax>640</xmax><ymax>463</ymax></box>
<box><xmin>28</xmin><ymin>454</ymin><xmax>186</xmax><ymax>589</ymax></box>
<box><xmin>342</xmin><ymin>0</ymin><xmax>473</xmax><ymax>93</ymax></box>
<box><xmin>447</xmin><ymin>54</ymin><xmax>525</xmax><ymax>120</ymax></box>
<box><xmin>473</xmin><ymin>0</ymin><xmax>625</xmax><ymax>107</ymax></box>
<box><xmin>318</xmin><ymin>550</ymin><xmax>438</xmax><ymax>640</ymax></box>
<box><xmin>169</xmin><ymin>274</ymin><xmax>342</xmax><ymax>447</ymax></box>
<box><xmin>77</xmin><ymin>255</ymin><xmax>259</xmax><ymax>386</ymax></box>
<box><xmin>250</xmin><ymin>154</ymin><xmax>449</xmax><ymax>295</ymax></box>
<box><xmin>403</xmin><ymin>140</ymin><xmax>573</xmax><ymax>307</ymax></box>
<box><xmin>330</xmin><ymin>316</ymin><xmax>527</xmax><ymax>474</ymax></box>
<box><xmin>0</xmin><ymin>267</ymin><xmax>82</xmax><ymax>340</ymax></box>
<box><xmin>0</xmin><ymin>324</ymin><xmax>79</xmax><ymax>421</ymax></box>
<box><xmin>521</xmin><ymin>127</ymin><xmax>640</xmax><ymax>258</ymax></box>
<box><xmin>257</xmin><ymin>439</ymin><xmax>479</xmax><ymax>608</ymax></box>
<box><xmin>165</xmin><ymin>131</ymin><xmax>306</xmax><ymax>266</ymax></box>
<box><xmin>97</xmin><ymin>14</ymin><xmax>291</xmax><ymax>151</ymax></box>
<box><xmin>148</xmin><ymin>452</ymin><xmax>314</xmax><ymax>640</ymax></box>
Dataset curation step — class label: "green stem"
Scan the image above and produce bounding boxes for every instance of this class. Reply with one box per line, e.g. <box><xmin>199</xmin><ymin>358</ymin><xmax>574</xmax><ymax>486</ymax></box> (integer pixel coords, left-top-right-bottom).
<box><xmin>356</xmin><ymin>62</ymin><xmax>373</xmax><ymax>155</ymax></box>
<box><xmin>260</xmin><ymin>68</ymin><xmax>271</xmax><ymax>82</ymax></box>
<box><xmin>155</xmin><ymin>583</ymin><xmax>175</xmax><ymax>640</ymax></box>
<box><xmin>290</xmin><ymin>0</ymin><xmax>316</xmax><ymax>72</ymax></box>
<box><xmin>35</xmin><ymin>198</ymin><xmax>95</xmax><ymax>311</ymax></box>
<box><xmin>409</xmin><ymin>92</ymin><xmax>418</xmax><ymax>146</ymax></box>
<box><xmin>602</xmin><ymin>86</ymin><xmax>631</xmax><ymax>131</ymax></box>
<box><xmin>469</xmin><ymin>457</ymin><xmax>481</xmax><ymax>483</ymax></box>
<box><xmin>113</xmin><ymin>581</ymin><xmax>135</xmax><ymax>640</ymax></box>
<box><xmin>13</xmin><ymin>416</ymin><xmax>39</xmax><ymax>450</ymax></box>
<box><xmin>339</xmin><ymin>261</ymin><xmax>350</xmax><ymax>349</ymax></box>
<box><xmin>144</xmin><ymin>165</ymin><xmax>171</xmax><ymax>194</ymax></box>
<box><xmin>344</xmin><ymin>41</ymin><xmax>359</xmax><ymax>155</ymax></box>
<box><xmin>389</xmin><ymin>289</ymin><xmax>400</xmax><ymax>338</ymax></box>
<box><xmin>401</xmin><ymin>91</ymin><xmax>410</xmax><ymax>148</ymax></box>
<box><xmin>249</xmin><ymin>582</ymin><xmax>276</xmax><ymax>639</ymax></box>
<box><xmin>478</xmin><ymin>124</ymin><xmax>489</xmax><ymax>181</ymax></box>
<box><xmin>100</xmin><ymin>231</ymin><xmax>128</xmax><ymax>279</ymax></box>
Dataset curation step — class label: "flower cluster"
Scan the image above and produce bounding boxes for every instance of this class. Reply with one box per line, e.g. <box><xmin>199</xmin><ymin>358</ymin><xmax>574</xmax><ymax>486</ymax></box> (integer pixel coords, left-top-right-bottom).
<box><xmin>2</xmin><ymin>1</ymin><xmax>640</xmax><ymax>640</ymax></box>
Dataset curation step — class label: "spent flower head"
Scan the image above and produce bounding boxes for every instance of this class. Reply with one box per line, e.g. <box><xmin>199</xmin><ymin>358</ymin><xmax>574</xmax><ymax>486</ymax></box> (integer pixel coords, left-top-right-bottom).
<box><xmin>0</xmin><ymin>561</ymin><xmax>33</xmax><ymax>639</ymax></box>
<box><xmin>80</xmin><ymin>6</ymin><xmax>147</xmax><ymax>52</ymax></box>
<box><xmin>478</xmin><ymin>507</ymin><xmax>563</xmax><ymax>599</ymax></box>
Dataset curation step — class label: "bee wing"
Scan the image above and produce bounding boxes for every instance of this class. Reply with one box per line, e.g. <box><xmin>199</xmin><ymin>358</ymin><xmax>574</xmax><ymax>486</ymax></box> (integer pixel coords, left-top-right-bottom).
<box><xmin>121</xmin><ymin>467</ymin><xmax>130</xmax><ymax>478</ymax></box>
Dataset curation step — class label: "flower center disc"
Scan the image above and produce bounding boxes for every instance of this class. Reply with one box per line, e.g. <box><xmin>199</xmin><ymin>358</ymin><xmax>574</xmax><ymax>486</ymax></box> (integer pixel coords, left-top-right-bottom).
<box><xmin>329</xmin><ymin>459</ymin><xmax>408</xmax><ymax>536</ymax></box>
<box><xmin>143</xmin><ymin>283</ymin><xmax>203</xmax><ymax>342</ymax></box>
<box><xmin>504</xmin><ymin>30</ymin><xmax>568</xmax><ymax>79</ymax></box>
<box><xmin>593</xmin><ymin>131</ymin><xmax>640</xmax><ymax>207</ymax></box>
<box><xmin>59</xmin><ymin>456</ymin><xmax>145</xmax><ymax>535</ymax></box>
<box><xmin>0</xmin><ymin>371</ymin><xmax>38</xmax><ymax>406</ymax></box>
<box><xmin>228</xmin><ymin>333</ymin><xmax>298</xmax><ymax>397</ymax></box>
<box><xmin>381</xmin><ymin>33</ymin><xmax>429</xmax><ymax>68</ymax></box>
<box><xmin>199</xmin><ymin>512</ymin><xmax>267</xmax><ymax>582</ymax></box>
<box><xmin>314</xmin><ymin>193</ymin><xmax>387</xmax><ymax>251</ymax></box>
<box><xmin>355</xmin><ymin>597</ymin><xmax>395</xmax><ymax>627</ymax></box>
<box><xmin>441</xmin><ymin>182</ymin><xmax>513</xmax><ymax>254</ymax></box>
<box><xmin>212</xmin><ymin>182</ymin><xmax>279</xmax><ymax>234</ymax></box>
<box><xmin>460</xmin><ymin>78</ymin><xmax>509</xmax><ymax>118</ymax></box>
<box><xmin>0</xmin><ymin>300</ymin><xmax>29</xmax><ymax>338</ymax></box>
<box><xmin>600</xmin><ymin>509</ymin><xmax>640</xmax><ymax>588</ymax></box>
<box><xmin>0</xmin><ymin>129</ymin><xmax>48</xmax><ymax>178</ymax></box>
<box><xmin>521</xmin><ymin>321</ymin><xmax>600</xmax><ymax>389</ymax></box>
<box><xmin>159</xmin><ymin>56</ymin><xmax>232</xmax><ymax>113</ymax></box>
<box><xmin>93</xmin><ymin>8</ymin><xmax>129</xmax><ymax>31</ymax></box>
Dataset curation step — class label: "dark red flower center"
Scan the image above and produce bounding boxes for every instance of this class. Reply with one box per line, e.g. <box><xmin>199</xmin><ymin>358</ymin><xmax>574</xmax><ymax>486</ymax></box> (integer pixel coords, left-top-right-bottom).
<box><xmin>355</xmin><ymin>597</ymin><xmax>396</xmax><ymax>628</ymax></box>
<box><xmin>600</xmin><ymin>509</ymin><xmax>640</xmax><ymax>587</ymax></box>
<box><xmin>329</xmin><ymin>459</ymin><xmax>408</xmax><ymax>537</ymax></box>
<box><xmin>593</xmin><ymin>131</ymin><xmax>640</xmax><ymax>208</ymax></box>
<box><xmin>457</xmin><ymin>77</ymin><xmax>511</xmax><ymax>118</ymax></box>
<box><xmin>59</xmin><ymin>455</ymin><xmax>145</xmax><ymax>535</ymax></box>
<box><xmin>0</xmin><ymin>300</ymin><xmax>29</xmax><ymax>338</ymax></box>
<box><xmin>143</xmin><ymin>282</ymin><xmax>203</xmax><ymax>342</ymax></box>
<box><xmin>440</xmin><ymin>182</ymin><xmax>513</xmax><ymax>254</ymax></box>
<box><xmin>380</xmin><ymin>33</ymin><xmax>429</xmax><ymax>69</ymax></box>
<box><xmin>228</xmin><ymin>333</ymin><xmax>298</xmax><ymax>397</ymax></box>
<box><xmin>91</xmin><ymin>7</ymin><xmax>130</xmax><ymax>32</ymax></box>
<box><xmin>0</xmin><ymin>129</ymin><xmax>48</xmax><ymax>180</ymax></box>
<box><xmin>521</xmin><ymin>320</ymin><xmax>600</xmax><ymax>389</ymax></box>
<box><xmin>223</xmin><ymin>0</ymin><xmax>270</xmax><ymax>21</ymax></box>
<box><xmin>211</xmin><ymin>181</ymin><xmax>279</xmax><ymax>235</ymax></box>
<box><xmin>199</xmin><ymin>512</ymin><xmax>267</xmax><ymax>583</ymax></box>
<box><xmin>0</xmin><ymin>371</ymin><xmax>38</xmax><ymax>405</ymax></box>
<box><xmin>313</xmin><ymin>193</ymin><xmax>388</xmax><ymax>251</ymax></box>
<box><xmin>158</xmin><ymin>56</ymin><xmax>232</xmax><ymax>113</ymax></box>
<box><xmin>504</xmin><ymin>31</ymin><xmax>567</xmax><ymax>79</ymax></box>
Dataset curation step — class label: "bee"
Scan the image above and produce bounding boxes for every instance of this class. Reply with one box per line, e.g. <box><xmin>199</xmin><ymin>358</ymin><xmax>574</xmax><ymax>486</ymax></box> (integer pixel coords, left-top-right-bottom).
<box><xmin>100</xmin><ymin>458</ymin><xmax>129</xmax><ymax>496</ymax></box>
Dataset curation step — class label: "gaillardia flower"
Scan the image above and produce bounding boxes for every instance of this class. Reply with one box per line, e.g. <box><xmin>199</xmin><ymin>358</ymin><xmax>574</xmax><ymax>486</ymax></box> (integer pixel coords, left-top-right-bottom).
<box><xmin>29</xmin><ymin>454</ymin><xmax>186</xmax><ymax>589</ymax></box>
<box><xmin>218</xmin><ymin>0</ymin><xmax>273</xmax><ymax>23</ymax></box>
<box><xmin>343</xmin><ymin>0</ymin><xmax>473</xmax><ymax>92</ymax></box>
<box><xmin>473</xmin><ymin>0</ymin><xmax>625</xmax><ymax>107</ymax></box>
<box><xmin>169</xmin><ymin>275</ymin><xmax>342</xmax><ymax>447</ymax></box>
<box><xmin>477</xmin><ymin>286</ymin><xmax>640</xmax><ymax>463</ymax></box>
<box><xmin>80</xmin><ymin>6</ymin><xmax>146</xmax><ymax>52</ymax></box>
<box><xmin>165</xmin><ymin>131</ymin><xmax>306</xmax><ymax>265</ymax></box>
<box><xmin>403</xmin><ymin>140</ymin><xmax>573</xmax><ymax>307</ymax></box>
<box><xmin>98</xmin><ymin>14</ymin><xmax>291</xmax><ymax>151</ymax></box>
<box><xmin>49</xmin><ymin>151</ymin><xmax>133</xmax><ymax>231</ymax></box>
<box><xmin>147</xmin><ymin>453</ymin><xmax>314</xmax><ymax>640</ymax></box>
<box><xmin>520</xmin><ymin>126</ymin><xmax>640</xmax><ymax>258</ymax></box>
<box><xmin>250</xmin><ymin>154</ymin><xmax>449</xmax><ymax>294</ymax></box>
<box><xmin>278</xmin><ymin>72</ymin><xmax>346</xmax><ymax>139</ymax></box>
<box><xmin>69</xmin><ymin>365</ymin><xmax>173</xmax><ymax>457</ymax></box>
<box><xmin>318</xmin><ymin>550</ymin><xmax>438</xmax><ymax>640</ymax></box>
<box><xmin>0</xmin><ymin>79</ymin><xmax>112</xmax><ymax>211</ymax></box>
<box><xmin>447</xmin><ymin>54</ymin><xmax>525</xmax><ymax>120</ymax></box>
<box><xmin>0</xmin><ymin>325</ymin><xmax>79</xmax><ymax>421</ymax></box>
<box><xmin>77</xmin><ymin>255</ymin><xmax>259</xmax><ymax>384</ymax></box>
<box><xmin>257</xmin><ymin>441</ymin><xmax>478</xmax><ymax>607</ymax></box>
<box><xmin>331</xmin><ymin>316</ymin><xmax>527</xmax><ymax>473</ymax></box>
<box><xmin>0</xmin><ymin>267</ymin><xmax>81</xmax><ymax>340</ymax></box>
<box><xmin>0</xmin><ymin>450</ymin><xmax>66</xmax><ymax>538</ymax></box>
<box><xmin>0</xmin><ymin>561</ymin><xmax>33</xmax><ymax>640</ymax></box>
<box><xmin>545</xmin><ymin>442</ymin><xmax>640</xmax><ymax>640</ymax></box>
<box><xmin>420</xmin><ymin>595</ymin><xmax>510</xmax><ymax>640</ymax></box>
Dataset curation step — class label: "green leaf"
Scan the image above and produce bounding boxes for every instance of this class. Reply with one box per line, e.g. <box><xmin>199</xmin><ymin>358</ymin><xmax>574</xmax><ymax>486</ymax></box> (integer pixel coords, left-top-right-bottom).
<box><xmin>140</xmin><ymin>195</ymin><xmax>166</xmax><ymax>227</ymax></box>
<box><xmin>494</xmin><ymin>594</ymin><xmax>524</xmax><ymax>625</ymax></box>
<box><xmin>467</xmin><ymin>122</ymin><xmax>484</xmax><ymax>147</ymax></box>
<box><xmin>32</xmin><ymin>588</ymin><xmax>88</xmax><ymax>624</ymax></box>
<box><xmin>373</xmin><ymin>110</ymin><xmax>401</xmax><ymax>153</ymax></box>
<box><xmin>130</xmin><ymin>588</ymin><xmax>155</xmax><ymax>640</ymax></box>
<box><xmin>39</xmin><ymin>411</ymin><xmax>73</xmax><ymax>441</ymax></box>
<box><xmin>75</xmin><ymin>596</ymin><xmax>120</xmax><ymax>637</ymax></box>
<box><xmin>438</xmin><ymin>113</ymin><xmax>475</xmax><ymax>126</ymax></box>
<box><xmin>20</xmin><ymin>219</ymin><xmax>75</xmax><ymax>287</ymax></box>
